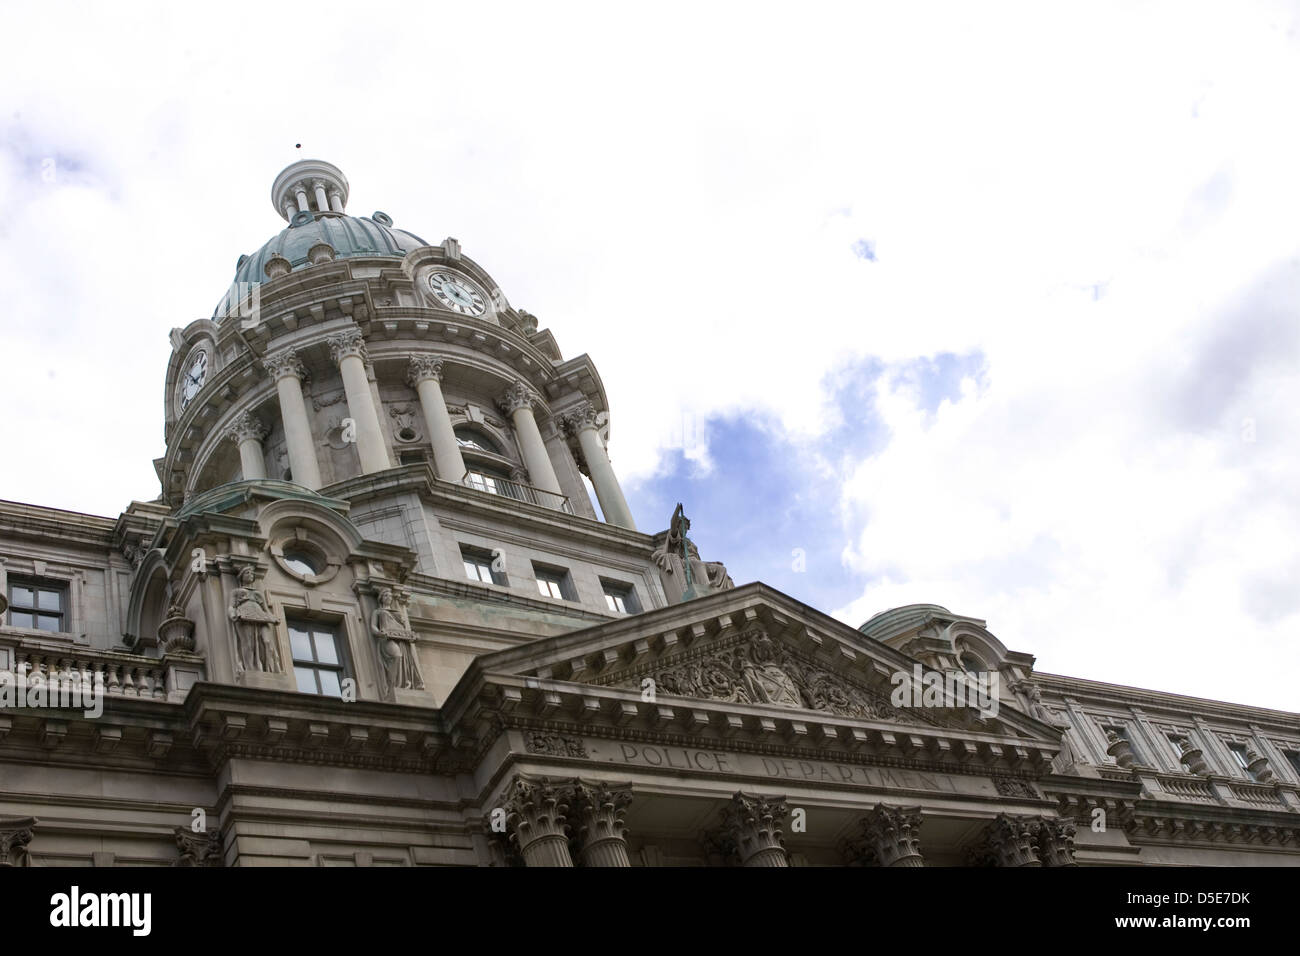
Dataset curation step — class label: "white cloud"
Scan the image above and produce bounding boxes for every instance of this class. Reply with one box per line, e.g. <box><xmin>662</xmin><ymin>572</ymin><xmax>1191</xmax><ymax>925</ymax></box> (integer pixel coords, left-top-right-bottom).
<box><xmin>0</xmin><ymin>1</ymin><xmax>1297</xmax><ymax>706</ymax></box>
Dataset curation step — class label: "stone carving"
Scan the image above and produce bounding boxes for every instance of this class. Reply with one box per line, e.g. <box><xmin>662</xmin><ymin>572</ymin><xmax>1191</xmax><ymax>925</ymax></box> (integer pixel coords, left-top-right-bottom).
<box><xmin>1106</xmin><ymin>730</ymin><xmax>1136</xmax><ymax>769</ymax></box>
<box><xmin>372</xmin><ymin>588</ymin><xmax>425</xmax><ymax>693</ymax></box>
<box><xmin>612</xmin><ymin>627</ymin><xmax>925</xmax><ymax>724</ymax></box>
<box><xmin>524</xmin><ymin>733</ymin><xmax>587</xmax><ymax>758</ymax></box>
<box><xmin>158</xmin><ymin>603</ymin><xmax>196</xmax><ymax>653</ymax></box>
<box><xmin>501</xmin><ymin>776</ymin><xmax>573</xmax><ymax>867</ymax></box>
<box><xmin>1172</xmin><ymin>735</ymin><xmax>1210</xmax><ymax>775</ymax></box>
<box><xmin>968</xmin><ymin>813</ymin><xmax>1077</xmax><ymax>867</ymax></box>
<box><xmin>174</xmin><ymin>827</ymin><xmax>222</xmax><ymax>867</ymax></box>
<box><xmin>1245</xmin><ymin>749</ymin><xmax>1274</xmax><ymax>783</ymax></box>
<box><xmin>720</xmin><ymin>792</ymin><xmax>789</xmax><ymax>867</ymax></box>
<box><xmin>311</xmin><ymin>390</ymin><xmax>347</xmax><ymax>412</ymax></box>
<box><xmin>993</xmin><ymin>776</ymin><xmax>1040</xmax><ymax>799</ymax></box>
<box><xmin>497</xmin><ymin>381</ymin><xmax>537</xmax><ymax>416</ymax></box>
<box><xmin>407</xmin><ymin>354</ymin><xmax>444</xmax><ymax>387</ymax></box>
<box><xmin>517</xmin><ymin>309</ymin><xmax>539</xmax><ymax>334</ymax></box>
<box><xmin>262</xmin><ymin>348</ymin><xmax>307</xmax><ymax>382</ymax></box>
<box><xmin>223</xmin><ymin>411</ymin><xmax>266</xmax><ymax>445</ymax></box>
<box><xmin>560</xmin><ymin>401</ymin><xmax>600</xmax><ymax>434</ymax></box>
<box><xmin>388</xmin><ymin>403</ymin><xmax>421</xmax><ymax>441</ymax></box>
<box><xmin>228</xmin><ymin>566</ymin><xmax>282</xmax><ymax>675</ymax></box>
<box><xmin>651</xmin><ymin>503</ymin><xmax>734</xmax><ymax>603</ymax></box>
<box><xmin>1020</xmin><ymin>681</ymin><xmax>1085</xmax><ymax>772</ymax></box>
<box><xmin>0</xmin><ymin>817</ymin><xmax>36</xmax><ymax>867</ymax></box>
<box><xmin>326</xmin><ymin>329</ymin><xmax>368</xmax><ymax>365</ymax></box>
<box><xmin>568</xmin><ymin>782</ymin><xmax>633</xmax><ymax>867</ymax></box>
<box><xmin>853</xmin><ymin>804</ymin><xmax>925</xmax><ymax>867</ymax></box>
<box><xmin>968</xmin><ymin>813</ymin><xmax>1041</xmax><ymax>867</ymax></box>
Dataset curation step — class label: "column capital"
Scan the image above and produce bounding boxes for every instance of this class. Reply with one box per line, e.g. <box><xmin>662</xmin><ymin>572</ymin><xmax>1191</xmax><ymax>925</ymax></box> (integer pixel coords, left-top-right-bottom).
<box><xmin>568</xmin><ymin>781</ymin><xmax>632</xmax><ymax>866</ymax></box>
<box><xmin>967</xmin><ymin>813</ymin><xmax>1042</xmax><ymax>867</ymax></box>
<box><xmin>853</xmin><ymin>804</ymin><xmax>925</xmax><ymax>867</ymax></box>
<box><xmin>224</xmin><ymin>411</ymin><xmax>266</xmax><ymax>445</ymax></box>
<box><xmin>407</xmin><ymin>354</ymin><xmax>445</xmax><ymax>387</ymax></box>
<box><xmin>0</xmin><ymin>816</ymin><xmax>36</xmax><ymax>867</ymax></box>
<box><xmin>498</xmin><ymin>380</ymin><xmax>539</xmax><ymax>416</ymax></box>
<box><xmin>263</xmin><ymin>348</ymin><xmax>308</xmax><ymax>382</ymax></box>
<box><xmin>721</xmin><ymin>792</ymin><xmax>789</xmax><ymax>866</ymax></box>
<box><xmin>501</xmin><ymin>775</ymin><xmax>573</xmax><ymax>867</ymax></box>
<box><xmin>327</xmin><ymin>329</ymin><xmax>369</xmax><ymax>365</ymax></box>
<box><xmin>1031</xmin><ymin>817</ymin><xmax>1078</xmax><ymax>866</ymax></box>
<box><xmin>560</xmin><ymin>400</ymin><xmax>601</xmax><ymax>434</ymax></box>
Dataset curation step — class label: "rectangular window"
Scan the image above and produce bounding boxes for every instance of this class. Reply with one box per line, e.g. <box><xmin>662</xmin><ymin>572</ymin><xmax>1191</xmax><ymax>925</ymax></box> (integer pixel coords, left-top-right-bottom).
<box><xmin>601</xmin><ymin>579</ymin><xmax>641</xmax><ymax>615</ymax></box>
<box><xmin>287</xmin><ymin>618</ymin><xmax>348</xmax><ymax>698</ymax></box>
<box><xmin>466</xmin><ymin>471</ymin><xmax>501</xmax><ymax>496</ymax></box>
<box><xmin>533</xmin><ymin>564</ymin><xmax>576</xmax><ymax>601</ymax></box>
<box><xmin>1227</xmin><ymin>743</ymin><xmax>1260</xmax><ymax>781</ymax></box>
<box><xmin>7</xmin><ymin>577</ymin><xmax>66</xmax><ymax>632</ymax></box>
<box><xmin>1285</xmin><ymin>751</ymin><xmax>1300</xmax><ymax>780</ymax></box>
<box><xmin>461</xmin><ymin>545</ymin><xmax>507</xmax><ymax>586</ymax></box>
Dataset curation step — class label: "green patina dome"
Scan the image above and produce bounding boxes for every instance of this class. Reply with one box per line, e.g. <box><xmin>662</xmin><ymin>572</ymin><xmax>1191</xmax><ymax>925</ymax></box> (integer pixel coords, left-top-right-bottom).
<box><xmin>213</xmin><ymin>212</ymin><xmax>428</xmax><ymax>318</ymax></box>
<box><xmin>858</xmin><ymin>603</ymin><xmax>952</xmax><ymax>639</ymax></box>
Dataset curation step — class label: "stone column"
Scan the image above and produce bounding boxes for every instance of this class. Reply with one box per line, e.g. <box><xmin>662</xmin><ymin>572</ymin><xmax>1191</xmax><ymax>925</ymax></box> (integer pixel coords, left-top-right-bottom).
<box><xmin>498</xmin><ymin>382</ymin><xmax>562</xmax><ymax>497</ymax></box>
<box><xmin>407</xmin><ymin>355</ymin><xmax>466</xmax><ymax>481</ymax></box>
<box><xmin>327</xmin><ymin>189</ymin><xmax>345</xmax><ymax>213</ymax></box>
<box><xmin>721</xmin><ymin>793</ymin><xmax>790</xmax><ymax>867</ymax></box>
<box><xmin>294</xmin><ymin>183</ymin><xmax>310</xmax><ymax>215</ymax></box>
<box><xmin>858</xmin><ymin>804</ymin><xmax>925</xmax><ymax>867</ymax></box>
<box><xmin>1031</xmin><ymin>817</ymin><xmax>1078</xmax><ymax>867</ymax></box>
<box><xmin>263</xmin><ymin>349</ymin><xmax>322</xmax><ymax>490</ymax></box>
<box><xmin>568</xmin><ymin>782</ymin><xmax>633</xmax><ymax>867</ymax></box>
<box><xmin>968</xmin><ymin>813</ymin><xmax>1042</xmax><ymax>867</ymax></box>
<box><xmin>311</xmin><ymin>179</ymin><xmax>329</xmax><ymax>215</ymax></box>
<box><xmin>502</xmin><ymin>777</ymin><xmax>574</xmax><ymax>867</ymax></box>
<box><xmin>224</xmin><ymin>411</ymin><xmax>267</xmax><ymax>480</ymax></box>
<box><xmin>327</xmin><ymin>329</ymin><xmax>391</xmax><ymax>475</ymax></box>
<box><xmin>563</xmin><ymin>402</ymin><xmax>636</xmax><ymax>530</ymax></box>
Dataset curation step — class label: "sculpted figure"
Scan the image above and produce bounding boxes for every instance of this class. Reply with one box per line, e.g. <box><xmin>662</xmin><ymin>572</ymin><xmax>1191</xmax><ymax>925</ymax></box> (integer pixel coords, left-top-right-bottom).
<box><xmin>1023</xmin><ymin>681</ymin><xmax>1085</xmax><ymax>770</ymax></box>
<box><xmin>372</xmin><ymin>588</ymin><xmax>425</xmax><ymax>692</ymax></box>
<box><xmin>228</xmin><ymin>566</ymin><xmax>281</xmax><ymax>673</ymax></box>
<box><xmin>651</xmin><ymin>503</ymin><xmax>734</xmax><ymax>602</ymax></box>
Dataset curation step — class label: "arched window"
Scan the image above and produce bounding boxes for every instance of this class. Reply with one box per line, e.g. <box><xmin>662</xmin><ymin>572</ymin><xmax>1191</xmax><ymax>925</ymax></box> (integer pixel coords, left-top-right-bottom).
<box><xmin>454</xmin><ymin>426</ymin><xmax>502</xmax><ymax>456</ymax></box>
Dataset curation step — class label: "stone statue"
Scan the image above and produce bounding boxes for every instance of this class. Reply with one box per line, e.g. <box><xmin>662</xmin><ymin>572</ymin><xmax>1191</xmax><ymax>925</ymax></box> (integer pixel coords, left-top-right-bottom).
<box><xmin>228</xmin><ymin>566</ymin><xmax>281</xmax><ymax>674</ymax></box>
<box><xmin>372</xmin><ymin>588</ymin><xmax>425</xmax><ymax>692</ymax></box>
<box><xmin>651</xmin><ymin>503</ymin><xmax>734</xmax><ymax>603</ymax></box>
<box><xmin>1022</xmin><ymin>681</ymin><xmax>1085</xmax><ymax>772</ymax></box>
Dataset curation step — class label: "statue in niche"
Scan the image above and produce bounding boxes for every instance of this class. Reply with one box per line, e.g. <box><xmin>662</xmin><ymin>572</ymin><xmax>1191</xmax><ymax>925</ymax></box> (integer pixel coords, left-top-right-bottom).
<box><xmin>372</xmin><ymin>588</ymin><xmax>425</xmax><ymax>692</ymax></box>
<box><xmin>651</xmin><ymin>503</ymin><xmax>734</xmax><ymax>602</ymax></box>
<box><xmin>228</xmin><ymin>566</ymin><xmax>282</xmax><ymax>674</ymax></box>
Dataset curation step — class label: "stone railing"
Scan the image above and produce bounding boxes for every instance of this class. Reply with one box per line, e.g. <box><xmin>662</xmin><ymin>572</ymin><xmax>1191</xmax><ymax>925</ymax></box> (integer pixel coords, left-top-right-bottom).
<box><xmin>1153</xmin><ymin>774</ymin><xmax>1216</xmax><ymax>802</ymax></box>
<box><xmin>0</xmin><ymin>638</ymin><xmax>204</xmax><ymax>705</ymax></box>
<box><xmin>1227</xmin><ymin>782</ymin><xmax>1287</xmax><ymax>809</ymax></box>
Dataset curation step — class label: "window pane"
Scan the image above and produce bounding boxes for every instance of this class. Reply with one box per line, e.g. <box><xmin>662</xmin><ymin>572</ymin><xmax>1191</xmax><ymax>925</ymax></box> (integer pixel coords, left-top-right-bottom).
<box><xmin>317</xmin><ymin>670</ymin><xmax>342</xmax><ymax>698</ymax></box>
<box><xmin>313</xmin><ymin>632</ymin><xmax>339</xmax><ymax>666</ymax></box>
<box><xmin>37</xmin><ymin>589</ymin><xmax>62</xmax><ymax>611</ymax></box>
<box><xmin>10</xmin><ymin>611</ymin><xmax>33</xmax><ymax>628</ymax></box>
<box><xmin>36</xmin><ymin>614</ymin><xmax>61</xmax><ymax>632</ymax></box>
<box><xmin>289</xmin><ymin>629</ymin><xmax>312</xmax><ymax>662</ymax></box>
<box><xmin>605</xmin><ymin>594</ymin><xmax>618</xmax><ymax>613</ymax></box>
<box><xmin>294</xmin><ymin>667</ymin><xmax>318</xmax><ymax>694</ymax></box>
<box><xmin>10</xmin><ymin>586</ymin><xmax>34</xmax><ymax>608</ymax></box>
<box><xmin>537</xmin><ymin>579</ymin><xmax>551</xmax><ymax>597</ymax></box>
<box><xmin>464</xmin><ymin>560</ymin><xmax>480</xmax><ymax>581</ymax></box>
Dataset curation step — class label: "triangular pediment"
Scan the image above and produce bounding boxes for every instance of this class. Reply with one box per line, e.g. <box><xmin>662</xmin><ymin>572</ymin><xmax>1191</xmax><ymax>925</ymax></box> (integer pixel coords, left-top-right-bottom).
<box><xmin>465</xmin><ymin>583</ymin><xmax>1061</xmax><ymax>744</ymax></box>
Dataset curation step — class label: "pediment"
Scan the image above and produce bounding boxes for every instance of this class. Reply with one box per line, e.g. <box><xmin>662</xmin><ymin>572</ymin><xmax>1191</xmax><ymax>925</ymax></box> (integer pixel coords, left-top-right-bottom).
<box><xmin>472</xmin><ymin>583</ymin><xmax>1060</xmax><ymax>743</ymax></box>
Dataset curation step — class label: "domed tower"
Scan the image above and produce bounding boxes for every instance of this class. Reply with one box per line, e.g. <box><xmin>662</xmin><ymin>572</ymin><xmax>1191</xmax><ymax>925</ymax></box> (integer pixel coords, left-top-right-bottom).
<box><xmin>139</xmin><ymin>159</ymin><xmax>731</xmax><ymax>704</ymax></box>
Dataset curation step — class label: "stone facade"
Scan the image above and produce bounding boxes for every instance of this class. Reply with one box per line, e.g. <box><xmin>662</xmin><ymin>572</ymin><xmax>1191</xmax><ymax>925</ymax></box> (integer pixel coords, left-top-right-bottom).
<box><xmin>0</xmin><ymin>160</ymin><xmax>1296</xmax><ymax>866</ymax></box>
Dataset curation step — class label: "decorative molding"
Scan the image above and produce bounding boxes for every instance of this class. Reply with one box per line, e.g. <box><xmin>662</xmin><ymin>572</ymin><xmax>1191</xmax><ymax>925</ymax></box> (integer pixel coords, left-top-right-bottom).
<box><xmin>524</xmin><ymin>733</ymin><xmax>588</xmax><ymax>758</ymax></box>
<box><xmin>407</xmin><ymin>354</ymin><xmax>444</xmax><ymax>387</ymax></box>
<box><xmin>262</xmin><ymin>348</ymin><xmax>308</xmax><ymax>383</ymax></box>
<box><xmin>497</xmin><ymin>381</ymin><xmax>537</xmax><ymax>416</ymax></box>
<box><xmin>173</xmin><ymin>826</ymin><xmax>222</xmax><ymax>867</ymax></box>
<box><xmin>560</xmin><ymin>400</ymin><xmax>600</xmax><ymax>434</ymax></box>
<box><xmin>326</xmin><ymin>329</ymin><xmax>368</xmax><ymax>365</ymax></box>
<box><xmin>0</xmin><ymin>817</ymin><xmax>36</xmax><ymax>867</ymax></box>
<box><xmin>223</xmin><ymin>411</ymin><xmax>266</xmax><ymax>445</ymax></box>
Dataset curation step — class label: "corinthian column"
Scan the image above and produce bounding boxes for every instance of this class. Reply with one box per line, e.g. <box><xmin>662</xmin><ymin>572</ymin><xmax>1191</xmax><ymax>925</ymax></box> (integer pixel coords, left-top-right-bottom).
<box><xmin>968</xmin><ymin>813</ymin><xmax>1042</xmax><ymax>867</ymax></box>
<box><xmin>262</xmin><ymin>349</ymin><xmax>321</xmax><ymax>490</ymax></box>
<box><xmin>498</xmin><ymin>382</ymin><xmax>562</xmax><ymax>497</ymax></box>
<box><xmin>502</xmin><ymin>776</ymin><xmax>574</xmax><ymax>867</ymax></box>
<box><xmin>569</xmin><ymin>782</ymin><xmax>633</xmax><ymax>867</ymax></box>
<box><xmin>407</xmin><ymin>355</ymin><xmax>466</xmax><ymax>481</ymax></box>
<box><xmin>224</xmin><ymin>411</ymin><xmax>267</xmax><ymax>480</ymax></box>
<box><xmin>563</xmin><ymin>402</ymin><xmax>636</xmax><ymax>530</ymax></box>
<box><xmin>858</xmin><ymin>804</ymin><xmax>925</xmax><ymax>867</ymax></box>
<box><xmin>327</xmin><ymin>329</ymin><xmax>391</xmax><ymax>474</ymax></box>
<box><xmin>722</xmin><ymin>793</ymin><xmax>790</xmax><ymax>867</ymax></box>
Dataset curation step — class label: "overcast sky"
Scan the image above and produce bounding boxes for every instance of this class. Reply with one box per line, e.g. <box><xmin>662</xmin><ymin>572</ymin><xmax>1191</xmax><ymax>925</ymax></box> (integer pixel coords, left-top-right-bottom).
<box><xmin>1</xmin><ymin>1</ymin><xmax>1297</xmax><ymax>710</ymax></box>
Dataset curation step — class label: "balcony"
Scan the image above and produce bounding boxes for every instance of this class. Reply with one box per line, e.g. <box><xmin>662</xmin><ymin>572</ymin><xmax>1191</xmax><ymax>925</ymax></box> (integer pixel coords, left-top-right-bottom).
<box><xmin>461</xmin><ymin>472</ymin><xmax>574</xmax><ymax>515</ymax></box>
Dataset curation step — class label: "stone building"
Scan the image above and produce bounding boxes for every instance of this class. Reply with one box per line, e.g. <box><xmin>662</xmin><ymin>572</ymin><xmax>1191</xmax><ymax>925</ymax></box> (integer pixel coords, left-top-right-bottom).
<box><xmin>0</xmin><ymin>160</ymin><xmax>1297</xmax><ymax>867</ymax></box>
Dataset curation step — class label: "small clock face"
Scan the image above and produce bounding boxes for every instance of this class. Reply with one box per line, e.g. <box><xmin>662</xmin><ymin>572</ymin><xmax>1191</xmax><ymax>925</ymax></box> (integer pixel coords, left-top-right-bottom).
<box><xmin>180</xmin><ymin>349</ymin><xmax>208</xmax><ymax>409</ymax></box>
<box><xmin>429</xmin><ymin>272</ymin><xmax>487</xmax><ymax>316</ymax></box>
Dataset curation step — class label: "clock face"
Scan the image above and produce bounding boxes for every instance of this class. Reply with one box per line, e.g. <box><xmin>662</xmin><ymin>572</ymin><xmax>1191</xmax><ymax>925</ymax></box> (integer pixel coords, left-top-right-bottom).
<box><xmin>180</xmin><ymin>349</ymin><xmax>208</xmax><ymax>409</ymax></box>
<box><xmin>429</xmin><ymin>272</ymin><xmax>487</xmax><ymax>316</ymax></box>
